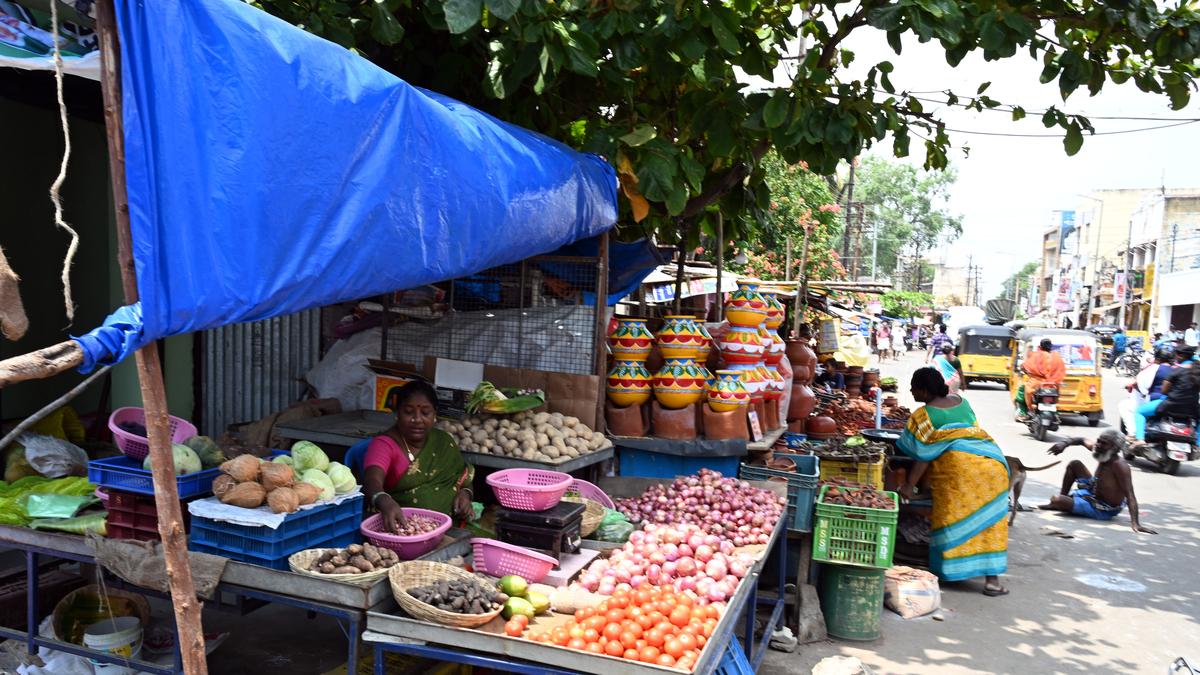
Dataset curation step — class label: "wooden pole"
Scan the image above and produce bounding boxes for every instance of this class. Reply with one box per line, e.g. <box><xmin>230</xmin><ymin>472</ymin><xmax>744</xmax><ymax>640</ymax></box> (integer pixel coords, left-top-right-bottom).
<box><xmin>0</xmin><ymin>365</ymin><xmax>109</xmax><ymax>451</ymax></box>
<box><xmin>794</xmin><ymin>227</ymin><xmax>812</xmax><ymax>339</ymax></box>
<box><xmin>715</xmin><ymin>213</ymin><xmax>724</xmax><ymax>322</ymax></box>
<box><xmin>593</xmin><ymin>231</ymin><xmax>609</xmax><ymax>433</ymax></box>
<box><xmin>96</xmin><ymin>2</ymin><xmax>209</xmax><ymax>672</ymax></box>
<box><xmin>672</xmin><ymin>237</ymin><xmax>686</xmax><ymax>315</ymax></box>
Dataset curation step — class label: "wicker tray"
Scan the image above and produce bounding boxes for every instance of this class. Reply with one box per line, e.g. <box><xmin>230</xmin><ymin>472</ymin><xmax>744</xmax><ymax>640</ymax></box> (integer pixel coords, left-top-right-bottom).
<box><xmin>562</xmin><ymin>496</ymin><xmax>604</xmax><ymax>537</ymax></box>
<box><xmin>288</xmin><ymin>548</ymin><xmax>392</xmax><ymax>586</ymax></box>
<box><xmin>388</xmin><ymin>561</ymin><xmax>501</xmax><ymax>628</ymax></box>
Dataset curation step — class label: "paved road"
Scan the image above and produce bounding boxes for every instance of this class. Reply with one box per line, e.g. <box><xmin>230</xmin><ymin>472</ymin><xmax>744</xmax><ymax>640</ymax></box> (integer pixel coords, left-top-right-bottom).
<box><xmin>765</xmin><ymin>351</ymin><xmax>1200</xmax><ymax>674</ymax></box>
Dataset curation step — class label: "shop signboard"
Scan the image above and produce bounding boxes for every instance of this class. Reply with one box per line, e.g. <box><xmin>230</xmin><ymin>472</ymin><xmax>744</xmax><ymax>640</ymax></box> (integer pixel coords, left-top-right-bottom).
<box><xmin>818</xmin><ymin>318</ymin><xmax>841</xmax><ymax>354</ymax></box>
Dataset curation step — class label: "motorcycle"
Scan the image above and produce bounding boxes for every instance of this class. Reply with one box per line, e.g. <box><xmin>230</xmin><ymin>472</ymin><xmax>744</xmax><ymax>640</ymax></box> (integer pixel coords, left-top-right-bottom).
<box><xmin>1126</xmin><ymin>416</ymin><xmax>1198</xmax><ymax>475</ymax></box>
<box><xmin>1111</xmin><ymin>343</ymin><xmax>1145</xmax><ymax>377</ymax></box>
<box><xmin>1026</xmin><ymin>384</ymin><xmax>1061</xmax><ymax>441</ymax></box>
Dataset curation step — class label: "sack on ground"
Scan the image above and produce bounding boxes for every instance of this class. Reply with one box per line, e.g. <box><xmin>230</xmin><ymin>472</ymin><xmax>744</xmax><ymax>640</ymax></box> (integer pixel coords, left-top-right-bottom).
<box><xmin>883</xmin><ymin>566</ymin><xmax>940</xmax><ymax>619</ymax></box>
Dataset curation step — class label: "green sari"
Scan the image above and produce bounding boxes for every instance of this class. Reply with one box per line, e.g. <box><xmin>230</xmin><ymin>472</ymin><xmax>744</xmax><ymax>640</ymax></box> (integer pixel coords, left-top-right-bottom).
<box><xmin>388</xmin><ymin>428</ymin><xmax>474</xmax><ymax>516</ymax></box>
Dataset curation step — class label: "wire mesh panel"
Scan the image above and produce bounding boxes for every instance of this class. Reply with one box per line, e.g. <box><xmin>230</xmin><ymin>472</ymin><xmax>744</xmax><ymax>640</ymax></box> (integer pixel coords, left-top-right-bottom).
<box><xmin>383</xmin><ymin>256</ymin><xmax>602</xmax><ymax>375</ymax></box>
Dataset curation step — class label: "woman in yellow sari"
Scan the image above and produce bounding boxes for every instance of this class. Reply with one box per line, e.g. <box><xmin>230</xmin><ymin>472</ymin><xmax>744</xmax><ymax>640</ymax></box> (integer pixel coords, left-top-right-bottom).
<box><xmin>898</xmin><ymin>368</ymin><xmax>1010</xmax><ymax>596</ymax></box>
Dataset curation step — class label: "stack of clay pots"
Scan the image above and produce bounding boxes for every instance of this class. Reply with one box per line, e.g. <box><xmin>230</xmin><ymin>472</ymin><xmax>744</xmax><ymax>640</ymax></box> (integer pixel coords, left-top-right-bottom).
<box><xmin>786</xmin><ymin>335</ymin><xmax>817</xmax><ymax>432</ymax></box>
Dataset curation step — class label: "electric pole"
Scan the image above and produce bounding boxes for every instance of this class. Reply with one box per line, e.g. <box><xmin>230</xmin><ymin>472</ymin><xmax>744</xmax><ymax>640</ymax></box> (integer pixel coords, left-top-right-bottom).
<box><xmin>841</xmin><ymin>163</ymin><xmax>855</xmax><ymax>262</ymax></box>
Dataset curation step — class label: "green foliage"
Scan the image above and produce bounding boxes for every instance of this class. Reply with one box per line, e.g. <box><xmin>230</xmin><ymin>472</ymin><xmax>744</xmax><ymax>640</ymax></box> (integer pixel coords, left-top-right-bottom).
<box><xmin>849</xmin><ymin>156</ymin><xmax>962</xmax><ymax>282</ymax></box>
<box><xmin>881</xmin><ymin>290</ymin><xmax>934</xmax><ymax>318</ymax></box>
<box><xmin>999</xmin><ymin>261</ymin><xmax>1041</xmax><ymax>301</ymax></box>
<box><xmin>252</xmin><ymin>0</ymin><xmax>1200</xmax><ymax>246</ymax></box>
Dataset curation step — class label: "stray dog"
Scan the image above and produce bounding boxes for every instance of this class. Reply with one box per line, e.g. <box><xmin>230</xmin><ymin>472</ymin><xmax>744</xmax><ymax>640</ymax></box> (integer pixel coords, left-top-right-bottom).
<box><xmin>1006</xmin><ymin>457</ymin><xmax>1061</xmax><ymax>524</ymax></box>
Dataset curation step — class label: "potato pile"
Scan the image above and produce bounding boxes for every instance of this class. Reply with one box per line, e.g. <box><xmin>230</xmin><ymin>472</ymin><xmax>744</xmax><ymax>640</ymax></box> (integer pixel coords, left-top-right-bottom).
<box><xmin>822</xmin><ymin>485</ymin><xmax>896</xmax><ymax>510</ymax></box>
<box><xmin>307</xmin><ymin>543</ymin><xmax>399</xmax><ymax>575</ymax></box>
<box><xmin>213</xmin><ymin>454</ymin><xmax>320</xmax><ymax>514</ymax></box>
<box><xmin>437</xmin><ymin>411</ymin><xmax>608</xmax><ymax>464</ymax></box>
<box><xmin>409</xmin><ymin>578</ymin><xmax>506</xmax><ymax>615</ymax></box>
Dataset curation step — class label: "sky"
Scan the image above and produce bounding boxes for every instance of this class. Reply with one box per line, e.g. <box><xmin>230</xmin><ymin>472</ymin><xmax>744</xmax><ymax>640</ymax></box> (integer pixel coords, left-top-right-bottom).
<box><xmin>774</xmin><ymin>25</ymin><xmax>1200</xmax><ymax>298</ymax></box>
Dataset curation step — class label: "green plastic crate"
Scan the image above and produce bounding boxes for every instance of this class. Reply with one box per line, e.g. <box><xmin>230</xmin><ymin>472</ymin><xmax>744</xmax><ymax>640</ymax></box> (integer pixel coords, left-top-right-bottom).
<box><xmin>812</xmin><ymin>485</ymin><xmax>899</xmax><ymax>569</ymax></box>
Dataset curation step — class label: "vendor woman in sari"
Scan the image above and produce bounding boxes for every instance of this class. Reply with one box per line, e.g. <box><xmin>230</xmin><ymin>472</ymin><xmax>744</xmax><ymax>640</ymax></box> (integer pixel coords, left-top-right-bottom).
<box><xmin>364</xmin><ymin>380</ymin><xmax>474</xmax><ymax>532</ymax></box>
<box><xmin>897</xmin><ymin>368</ymin><xmax>1010</xmax><ymax>596</ymax></box>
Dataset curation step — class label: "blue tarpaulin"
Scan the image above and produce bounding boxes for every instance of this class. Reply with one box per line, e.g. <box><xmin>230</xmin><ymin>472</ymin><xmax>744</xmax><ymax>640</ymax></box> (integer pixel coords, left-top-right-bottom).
<box><xmin>74</xmin><ymin>0</ymin><xmax>616</xmax><ymax>372</ymax></box>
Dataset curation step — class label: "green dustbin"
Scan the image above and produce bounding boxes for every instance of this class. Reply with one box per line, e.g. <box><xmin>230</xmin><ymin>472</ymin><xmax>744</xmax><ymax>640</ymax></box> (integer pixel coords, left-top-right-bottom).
<box><xmin>818</xmin><ymin>564</ymin><xmax>885</xmax><ymax>641</ymax></box>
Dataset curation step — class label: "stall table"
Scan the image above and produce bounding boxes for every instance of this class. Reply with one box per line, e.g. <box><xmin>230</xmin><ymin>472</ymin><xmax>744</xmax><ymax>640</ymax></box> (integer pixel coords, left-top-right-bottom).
<box><xmin>363</xmin><ymin>477</ymin><xmax>787</xmax><ymax>674</ymax></box>
<box><xmin>275</xmin><ymin>410</ymin><xmax>614</xmax><ymax>480</ymax></box>
<box><xmin>0</xmin><ymin>525</ymin><xmax>472</xmax><ymax>672</ymax></box>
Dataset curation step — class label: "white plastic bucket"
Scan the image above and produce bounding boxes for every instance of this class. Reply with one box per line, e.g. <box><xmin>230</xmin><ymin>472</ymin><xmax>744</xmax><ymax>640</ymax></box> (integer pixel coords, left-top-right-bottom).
<box><xmin>83</xmin><ymin>616</ymin><xmax>143</xmax><ymax>674</ymax></box>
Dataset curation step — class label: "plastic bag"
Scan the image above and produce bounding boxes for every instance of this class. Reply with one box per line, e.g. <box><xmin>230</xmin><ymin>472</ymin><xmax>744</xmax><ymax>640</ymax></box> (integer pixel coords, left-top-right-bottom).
<box><xmin>20</xmin><ymin>433</ymin><xmax>88</xmax><ymax>478</ymax></box>
<box><xmin>594</xmin><ymin>508</ymin><xmax>634</xmax><ymax>543</ymax></box>
<box><xmin>28</xmin><ymin>512</ymin><xmax>107</xmax><ymax>536</ymax></box>
<box><xmin>20</xmin><ymin>494</ymin><xmax>97</xmax><ymax>519</ymax></box>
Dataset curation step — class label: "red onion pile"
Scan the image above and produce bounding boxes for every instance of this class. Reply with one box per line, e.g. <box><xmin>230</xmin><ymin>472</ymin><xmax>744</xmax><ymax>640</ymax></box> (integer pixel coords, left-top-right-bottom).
<box><xmin>614</xmin><ymin>469</ymin><xmax>785</xmax><ymax>545</ymax></box>
<box><xmin>393</xmin><ymin>515</ymin><xmax>442</xmax><ymax>537</ymax></box>
<box><xmin>576</xmin><ymin>523</ymin><xmax>755</xmax><ymax>605</ymax></box>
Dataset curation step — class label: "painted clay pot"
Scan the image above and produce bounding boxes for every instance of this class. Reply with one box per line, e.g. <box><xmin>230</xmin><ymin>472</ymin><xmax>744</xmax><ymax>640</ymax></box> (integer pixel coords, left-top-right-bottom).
<box><xmin>763</xmin><ymin>364</ymin><xmax>786</xmax><ymax>401</ymax></box>
<box><xmin>653</xmin><ymin>357</ymin><xmax>706</xmax><ymax>409</ymax></box>
<box><xmin>731</xmin><ymin>363</ymin><xmax>766</xmax><ymax>405</ymax></box>
<box><xmin>764</xmin><ymin>328</ymin><xmax>786</xmax><ymax>367</ymax></box>
<box><xmin>606</xmin><ymin>360</ymin><xmax>653</xmax><ymax>408</ymax></box>
<box><xmin>762</xmin><ymin>291</ymin><xmax>786</xmax><ymax>331</ymax></box>
<box><xmin>706</xmin><ymin>370</ymin><xmax>751</xmax><ymax>413</ymax></box>
<box><xmin>719</xmin><ymin>325</ymin><xmax>766</xmax><ymax>366</ymax></box>
<box><xmin>724</xmin><ymin>280</ymin><xmax>769</xmax><ymax>328</ymax></box>
<box><xmin>694</xmin><ymin>318</ymin><xmax>714</xmax><ymax>364</ymax></box>
<box><xmin>609</xmin><ymin>317</ymin><xmax>654</xmax><ymax>362</ymax></box>
<box><xmin>656</xmin><ymin>315</ymin><xmax>705</xmax><ymax>360</ymax></box>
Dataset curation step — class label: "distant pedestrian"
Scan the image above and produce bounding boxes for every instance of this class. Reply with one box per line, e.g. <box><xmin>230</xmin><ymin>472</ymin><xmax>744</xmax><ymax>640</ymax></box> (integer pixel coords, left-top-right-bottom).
<box><xmin>1107</xmin><ymin>327</ymin><xmax>1127</xmax><ymax>368</ymax></box>
<box><xmin>1185</xmin><ymin>322</ymin><xmax>1199</xmax><ymax>347</ymax></box>
<box><xmin>926</xmin><ymin>324</ymin><xmax>952</xmax><ymax>363</ymax></box>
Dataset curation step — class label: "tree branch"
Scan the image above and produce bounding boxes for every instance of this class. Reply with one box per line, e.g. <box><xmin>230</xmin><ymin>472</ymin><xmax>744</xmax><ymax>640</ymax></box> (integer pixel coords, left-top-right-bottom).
<box><xmin>679</xmin><ymin>139</ymin><xmax>771</xmax><ymax>220</ymax></box>
<box><xmin>0</xmin><ymin>340</ymin><xmax>83</xmax><ymax>389</ymax></box>
<box><xmin>816</xmin><ymin>8</ymin><xmax>868</xmax><ymax>70</ymax></box>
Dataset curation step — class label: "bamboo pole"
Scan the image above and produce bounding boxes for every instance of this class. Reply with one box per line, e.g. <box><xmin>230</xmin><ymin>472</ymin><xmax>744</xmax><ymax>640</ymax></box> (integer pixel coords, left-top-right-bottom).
<box><xmin>96</xmin><ymin>2</ymin><xmax>209</xmax><ymax>672</ymax></box>
<box><xmin>593</xmin><ymin>230</ymin><xmax>609</xmax><ymax>433</ymax></box>
<box><xmin>0</xmin><ymin>339</ymin><xmax>83</xmax><ymax>388</ymax></box>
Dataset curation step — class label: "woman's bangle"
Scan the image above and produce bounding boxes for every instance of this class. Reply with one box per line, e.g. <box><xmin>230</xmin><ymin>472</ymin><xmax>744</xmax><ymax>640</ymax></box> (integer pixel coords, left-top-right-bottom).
<box><xmin>371</xmin><ymin>491</ymin><xmax>392</xmax><ymax>508</ymax></box>
<box><xmin>459</xmin><ymin>487</ymin><xmax>473</xmax><ymax>500</ymax></box>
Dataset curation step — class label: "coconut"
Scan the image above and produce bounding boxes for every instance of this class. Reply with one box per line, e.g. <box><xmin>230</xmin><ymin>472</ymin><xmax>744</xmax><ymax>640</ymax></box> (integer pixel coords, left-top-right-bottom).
<box><xmin>267</xmin><ymin>487</ymin><xmax>300</xmax><ymax>514</ymax></box>
<box><xmin>212</xmin><ymin>474</ymin><xmax>237</xmax><ymax>499</ymax></box>
<box><xmin>220</xmin><ymin>481</ymin><xmax>266</xmax><ymax>508</ymax></box>
<box><xmin>293</xmin><ymin>482</ymin><xmax>321</xmax><ymax>505</ymax></box>
<box><xmin>259</xmin><ymin>462</ymin><xmax>294</xmax><ymax>492</ymax></box>
<box><xmin>220</xmin><ymin>454</ymin><xmax>261</xmax><ymax>483</ymax></box>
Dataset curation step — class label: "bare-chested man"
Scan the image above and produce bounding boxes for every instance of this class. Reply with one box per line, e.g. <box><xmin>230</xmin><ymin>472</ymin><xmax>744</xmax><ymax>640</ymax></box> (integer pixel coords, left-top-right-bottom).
<box><xmin>1038</xmin><ymin>430</ymin><xmax>1158</xmax><ymax>534</ymax></box>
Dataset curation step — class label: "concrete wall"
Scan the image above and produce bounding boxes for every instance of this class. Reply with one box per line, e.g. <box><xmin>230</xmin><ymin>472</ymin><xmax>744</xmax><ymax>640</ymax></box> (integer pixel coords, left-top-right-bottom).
<box><xmin>1077</xmin><ymin>189</ymin><xmax>1156</xmax><ymax>288</ymax></box>
<box><xmin>0</xmin><ymin>93</ymin><xmax>193</xmax><ymax>424</ymax></box>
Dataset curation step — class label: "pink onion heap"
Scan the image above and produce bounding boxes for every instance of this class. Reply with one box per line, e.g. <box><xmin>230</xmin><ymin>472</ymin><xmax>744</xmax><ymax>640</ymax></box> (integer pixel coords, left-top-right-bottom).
<box><xmin>613</xmin><ymin>469</ymin><xmax>785</xmax><ymax>544</ymax></box>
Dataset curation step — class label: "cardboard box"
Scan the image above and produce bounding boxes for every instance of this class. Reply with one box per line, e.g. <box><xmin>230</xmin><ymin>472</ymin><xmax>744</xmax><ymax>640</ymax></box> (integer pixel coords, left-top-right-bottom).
<box><xmin>367</xmin><ymin>359</ymin><xmax>421</xmax><ymax>412</ymax></box>
<box><xmin>421</xmin><ymin>358</ymin><xmax>601</xmax><ymax>429</ymax></box>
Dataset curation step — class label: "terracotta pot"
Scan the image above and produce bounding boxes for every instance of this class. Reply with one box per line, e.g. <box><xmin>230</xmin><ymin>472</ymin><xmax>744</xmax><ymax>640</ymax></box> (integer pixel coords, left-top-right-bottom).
<box><xmin>761</xmin><ymin>291</ymin><xmax>786</xmax><ymax>331</ymax></box>
<box><xmin>702</xmin><ymin>405</ymin><xmax>749</xmax><ymax>441</ymax></box>
<box><xmin>806</xmin><ymin>415</ymin><xmax>838</xmax><ymax>435</ymax></box>
<box><xmin>786</xmin><ymin>340</ymin><xmax>817</xmax><ymax>384</ymax></box>
<box><xmin>787</xmin><ymin>381</ymin><xmax>816</xmax><ymax>421</ymax></box>
<box><xmin>606</xmin><ymin>360</ymin><xmax>653</xmax><ymax>408</ymax></box>
<box><xmin>847</xmin><ymin>365</ymin><xmax>864</xmax><ymax>375</ymax></box>
<box><xmin>764</xmin><ymin>399</ymin><xmax>781</xmax><ymax>430</ymax></box>
<box><xmin>884</xmin><ymin>396</ymin><xmax>899</xmax><ymax>407</ymax></box>
<box><xmin>656</xmin><ymin>315</ymin><xmax>705</xmax><ymax>360</ymax></box>
<box><xmin>767</xmin><ymin>456</ymin><xmax>796</xmax><ymax>473</ymax></box>
<box><xmin>693</xmin><ymin>317</ymin><xmax>714</xmax><ymax>364</ymax></box>
<box><xmin>609</xmin><ymin>317</ymin><xmax>654</xmax><ymax>362</ymax></box>
<box><xmin>730</xmin><ymin>364</ymin><xmax>766</xmax><ymax>405</ymax></box>
<box><xmin>707</xmin><ymin>370</ymin><xmax>750</xmax><ymax>413</ymax></box>
<box><xmin>863</xmin><ymin>370</ymin><xmax>880</xmax><ymax>386</ymax></box>
<box><xmin>653</xmin><ymin>357</ymin><xmax>706</xmax><ymax>409</ymax></box>
<box><xmin>724</xmin><ymin>280</ymin><xmax>769</xmax><ymax>328</ymax></box>
<box><xmin>787</xmin><ymin>419</ymin><xmax>807</xmax><ymax>433</ymax></box>
<box><xmin>651</xmin><ymin>401</ymin><xmax>699</xmax><ymax>440</ymax></box>
<box><xmin>762</xmin><ymin>364</ymin><xmax>786</xmax><ymax>402</ymax></box>
<box><xmin>606</xmin><ymin>401</ymin><xmax>649</xmax><ymax>437</ymax></box>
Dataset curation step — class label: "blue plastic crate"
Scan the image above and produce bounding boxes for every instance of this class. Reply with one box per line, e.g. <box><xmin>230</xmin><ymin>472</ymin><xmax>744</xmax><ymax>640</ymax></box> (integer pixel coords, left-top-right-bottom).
<box><xmin>738</xmin><ymin>453</ymin><xmax>820</xmax><ymax>532</ymax></box>
<box><xmin>714</xmin><ymin>637</ymin><xmax>752</xmax><ymax>675</ymax></box>
<box><xmin>88</xmin><ymin>455</ymin><xmax>221</xmax><ymax>499</ymax></box>
<box><xmin>189</xmin><ymin>494</ymin><xmax>363</xmax><ymax>560</ymax></box>
<box><xmin>189</xmin><ymin>530</ymin><xmax>360</xmax><ymax>570</ymax></box>
<box><xmin>617</xmin><ymin>446</ymin><xmax>741</xmax><ymax>479</ymax></box>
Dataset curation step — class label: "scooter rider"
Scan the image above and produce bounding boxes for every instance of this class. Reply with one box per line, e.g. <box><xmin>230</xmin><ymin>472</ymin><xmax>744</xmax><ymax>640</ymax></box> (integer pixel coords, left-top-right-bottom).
<box><xmin>1016</xmin><ymin>338</ymin><xmax>1066</xmax><ymax>422</ymax></box>
<box><xmin>1131</xmin><ymin>346</ymin><xmax>1199</xmax><ymax>446</ymax></box>
<box><xmin>1123</xmin><ymin>345</ymin><xmax>1174</xmax><ymax>441</ymax></box>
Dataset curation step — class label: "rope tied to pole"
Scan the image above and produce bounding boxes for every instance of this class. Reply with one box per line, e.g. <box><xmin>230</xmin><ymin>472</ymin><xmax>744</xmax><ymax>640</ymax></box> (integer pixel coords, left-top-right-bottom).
<box><xmin>49</xmin><ymin>0</ymin><xmax>81</xmax><ymax>323</ymax></box>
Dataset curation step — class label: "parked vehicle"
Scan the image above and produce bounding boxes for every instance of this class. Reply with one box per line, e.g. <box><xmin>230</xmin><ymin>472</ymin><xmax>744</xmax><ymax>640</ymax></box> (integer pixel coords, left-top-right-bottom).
<box><xmin>1113</xmin><ymin>342</ymin><xmax>1145</xmax><ymax>378</ymax></box>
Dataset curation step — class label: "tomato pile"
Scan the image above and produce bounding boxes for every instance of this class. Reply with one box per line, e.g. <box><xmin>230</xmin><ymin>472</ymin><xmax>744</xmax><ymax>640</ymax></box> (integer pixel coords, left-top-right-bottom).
<box><xmin>525</xmin><ymin>587</ymin><xmax>719</xmax><ymax>671</ymax></box>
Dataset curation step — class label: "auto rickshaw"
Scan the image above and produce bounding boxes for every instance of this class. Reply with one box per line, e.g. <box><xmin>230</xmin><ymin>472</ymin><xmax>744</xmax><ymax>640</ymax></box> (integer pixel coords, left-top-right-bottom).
<box><xmin>1009</xmin><ymin>328</ymin><xmax>1104</xmax><ymax>426</ymax></box>
<box><xmin>957</xmin><ymin>325</ymin><xmax>1015</xmax><ymax>387</ymax></box>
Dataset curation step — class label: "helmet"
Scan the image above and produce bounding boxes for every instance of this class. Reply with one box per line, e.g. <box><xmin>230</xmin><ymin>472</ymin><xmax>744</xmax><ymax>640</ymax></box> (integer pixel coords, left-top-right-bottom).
<box><xmin>1155</xmin><ymin>345</ymin><xmax>1175</xmax><ymax>363</ymax></box>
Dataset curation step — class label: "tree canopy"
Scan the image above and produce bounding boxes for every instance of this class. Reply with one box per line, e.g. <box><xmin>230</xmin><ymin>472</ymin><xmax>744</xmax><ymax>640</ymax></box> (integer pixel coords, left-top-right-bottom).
<box><xmin>999</xmin><ymin>261</ymin><xmax>1041</xmax><ymax>302</ymax></box>
<box><xmin>255</xmin><ymin>0</ymin><xmax>1200</xmax><ymax>250</ymax></box>
<box><xmin>881</xmin><ymin>290</ymin><xmax>933</xmax><ymax>318</ymax></box>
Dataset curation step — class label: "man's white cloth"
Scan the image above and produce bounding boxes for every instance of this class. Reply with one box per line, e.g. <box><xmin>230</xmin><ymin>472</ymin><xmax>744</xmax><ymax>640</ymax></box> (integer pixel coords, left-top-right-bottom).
<box><xmin>1185</xmin><ymin>327</ymin><xmax>1198</xmax><ymax>347</ymax></box>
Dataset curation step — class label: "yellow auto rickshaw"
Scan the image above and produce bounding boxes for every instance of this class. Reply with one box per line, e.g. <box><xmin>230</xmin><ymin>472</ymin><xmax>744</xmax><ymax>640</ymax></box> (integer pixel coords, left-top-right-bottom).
<box><xmin>957</xmin><ymin>325</ymin><xmax>1015</xmax><ymax>387</ymax></box>
<box><xmin>1009</xmin><ymin>328</ymin><xmax>1104</xmax><ymax>426</ymax></box>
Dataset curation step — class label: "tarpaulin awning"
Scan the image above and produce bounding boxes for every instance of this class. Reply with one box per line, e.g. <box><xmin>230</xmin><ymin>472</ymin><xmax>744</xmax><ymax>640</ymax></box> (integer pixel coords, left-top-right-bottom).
<box><xmin>73</xmin><ymin>0</ymin><xmax>617</xmax><ymax>371</ymax></box>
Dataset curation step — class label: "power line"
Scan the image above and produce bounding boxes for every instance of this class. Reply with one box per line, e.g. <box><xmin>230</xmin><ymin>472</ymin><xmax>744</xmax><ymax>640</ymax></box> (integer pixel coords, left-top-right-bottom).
<box><xmin>936</xmin><ymin>119</ymin><xmax>1200</xmax><ymax>138</ymax></box>
<box><xmin>906</xmin><ymin>94</ymin><xmax>1200</xmax><ymax>122</ymax></box>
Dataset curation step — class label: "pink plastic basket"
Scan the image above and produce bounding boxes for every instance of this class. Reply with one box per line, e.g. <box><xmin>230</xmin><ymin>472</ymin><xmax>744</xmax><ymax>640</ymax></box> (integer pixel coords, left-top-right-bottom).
<box><xmin>360</xmin><ymin>508</ymin><xmax>452</xmax><ymax>560</ymax></box>
<box><xmin>564</xmin><ymin>479</ymin><xmax>614</xmax><ymax>509</ymax></box>
<box><xmin>108</xmin><ymin>407</ymin><xmax>198</xmax><ymax>461</ymax></box>
<box><xmin>485</xmin><ymin>469</ymin><xmax>572</xmax><ymax>511</ymax></box>
<box><xmin>470</xmin><ymin>538</ymin><xmax>557</xmax><ymax>583</ymax></box>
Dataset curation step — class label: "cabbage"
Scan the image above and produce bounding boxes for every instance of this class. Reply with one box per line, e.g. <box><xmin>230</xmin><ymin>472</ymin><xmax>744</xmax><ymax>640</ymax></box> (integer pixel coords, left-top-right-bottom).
<box><xmin>272</xmin><ymin>455</ymin><xmax>293</xmax><ymax>466</ymax></box>
<box><xmin>291</xmin><ymin>441</ymin><xmax>330</xmax><ymax>473</ymax></box>
<box><xmin>300</xmin><ymin>469</ymin><xmax>335</xmax><ymax>501</ymax></box>
<box><xmin>326</xmin><ymin>462</ymin><xmax>356</xmax><ymax>494</ymax></box>
<box><xmin>143</xmin><ymin>444</ymin><xmax>203</xmax><ymax>476</ymax></box>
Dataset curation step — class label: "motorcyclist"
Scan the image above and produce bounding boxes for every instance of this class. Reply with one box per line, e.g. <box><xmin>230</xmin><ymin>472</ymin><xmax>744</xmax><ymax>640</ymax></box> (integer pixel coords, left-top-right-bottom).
<box><xmin>1016</xmin><ymin>338</ymin><xmax>1066</xmax><ymax>422</ymax></box>
<box><xmin>1131</xmin><ymin>346</ymin><xmax>1198</xmax><ymax>444</ymax></box>
<box><xmin>1122</xmin><ymin>345</ymin><xmax>1174</xmax><ymax>440</ymax></box>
